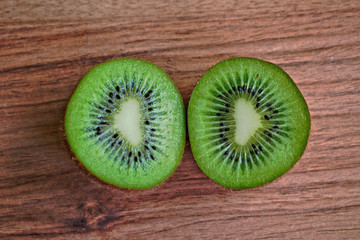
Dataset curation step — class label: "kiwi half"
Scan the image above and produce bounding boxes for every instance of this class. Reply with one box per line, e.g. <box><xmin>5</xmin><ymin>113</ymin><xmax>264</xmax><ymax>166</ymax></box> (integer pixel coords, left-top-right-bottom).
<box><xmin>65</xmin><ymin>59</ymin><xmax>186</xmax><ymax>189</ymax></box>
<box><xmin>188</xmin><ymin>57</ymin><xmax>310</xmax><ymax>189</ymax></box>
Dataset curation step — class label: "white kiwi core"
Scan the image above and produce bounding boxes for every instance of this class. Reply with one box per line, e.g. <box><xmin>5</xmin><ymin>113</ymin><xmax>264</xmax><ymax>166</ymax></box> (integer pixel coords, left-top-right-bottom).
<box><xmin>114</xmin><ymin>98</ymin><xmax>142</xmax><ymax>145</ymax></box>
<box><xmin>233</xmin><ymin>99</ymin><xmax>262</xmax><ymax>145</ymax></box>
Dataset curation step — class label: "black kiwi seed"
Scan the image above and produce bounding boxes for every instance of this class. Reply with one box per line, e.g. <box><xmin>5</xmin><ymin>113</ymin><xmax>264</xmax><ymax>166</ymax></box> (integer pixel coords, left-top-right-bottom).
<box><xmin>150</xmin><ymin>155</ymin><xmax>154</xmax><ymax>160</ymax></box>
<box><xmin>128</xmin><ymin>152</ymin><xmax>132</xmax><ymax>157</ymax></box>
<box><xmin>216</xmin><ymin>113</ymin><xmax>222</xmax><ymax>116</ymax></box>
<box><xmin>218</xmin><ymin>94</ymin><xmax>223</xmax><ymax>99</ymax></box>
<box><xmin>273</xmin><ymin>110</ymin><xmax>279</xmax><ymax>114</ymax></box>
<box><xmin>256</xmin><ymin>103</ymin><xmax>260</xmax><ymax>108</ymax></box>
<box><xmin>109</xmin><ymin>92</ymin><xmax>113</xmax><ymax>98</ymax></box>
<box><xmin>220</xmin><ymin>133</ymin><xmax>225</xmax><ymax>138</ymax></box>
<box><xmin>145</xmin><ymin>120</ymin><xmax>150</xmax><ymax>125</ymax></box>
<box><xmin>258</xmin><ymin>146</ymin><xmax>263</xmax><ymax>151</ymax></box>
<box><xmin>108</xmin><ymin>99</ymin><xmax>113</xmax><ymax>104</ymax></box>
<box><xmin>237</xmin><ymin>86</ymin><xmax>242</xmax><ymax>91</ymax></box>
<box><xmin>145</xmin><ymin>90</ymin><xmax>152</xmax><ymax>98</ymax></box>
<box><xmin>220</xmin><ymin>123</ymin><xmax>224</xmax><ymax>126</ymax></box>
<box><xmin>96</xmin><ymin>127</ymin><xmax>101</xmax><ymax>131</ymax></box>
<box><xmin>113</xmin><ymin>134</ymin><xmax>118</xmax><ymax>138</ymax></box>
<box><xmin>258</xmin><ymin>89</ymin><xmax>263</xmax><ymax>94</ymax></box>
<box><xmin>151</xmin><ymin>146</ymin><xmax>156</xmax><ymax>150</ymax></box>
<box><xmin>264</xmin><ymin>115</ymin><xmax>271</xmax><ymax>120</ymax></box>
<box><xmin>265</xmin><ymin>131</ymin><xmax>273</xmax><ymax>137</ymax></box>
<box><xmin>116</xmin><ymin>94</ymin><xmax>121</xmax><ymax>99</ymax></box>
<box><xmin>148</xmin><ymin>108</ymin><xmax>153</xmax><ymax>111</ymax></box>
<box><xmin>138</xmin><ymin>151</ymin><xmax>141</xmax><ymax>157</ymax></box>
<box><xmin>250</xmin><ymin>150</ymin><xmax>254</xmax><ymax>155</ymax></box>
<box><xmin>247</xmin><ymin>88</ymin><xmax>251</xmax><ymax>94</ymax></box>
<box><xmin>134</xmin><ymin>157</ymin><xmax>138</xmax><ymax>162</ymax></box>
<box><xmin>106</xmin><ymin>109</ymin><xmax>112</xmax><ymax>114</ymax></box>
<box><xmin>273</xmin><ymin>126</ymin><xmax>279</xmax><ymax>129</ymax></box>
<box><xmin>257</xmin><ymin>97</ymin><xmax>262</xmax><ymax>101</ymax></box>
<box><xmin>242</xmin><ymin>85</ymin><xmax>246</xmax><ymax>91</ymax></box>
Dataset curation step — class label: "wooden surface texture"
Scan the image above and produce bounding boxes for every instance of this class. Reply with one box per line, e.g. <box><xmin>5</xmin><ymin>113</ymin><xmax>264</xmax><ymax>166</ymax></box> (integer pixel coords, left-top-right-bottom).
<box><xmin>1</xmin><ymin>0</ymin><xmax>360</xmax><ymax>239</ymax></box>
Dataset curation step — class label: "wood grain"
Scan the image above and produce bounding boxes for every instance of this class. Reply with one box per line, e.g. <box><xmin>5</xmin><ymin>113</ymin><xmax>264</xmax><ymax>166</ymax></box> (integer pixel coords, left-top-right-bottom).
<box><xmin>1</xmin><ymin>0</ymin><xmax>360</xmax><ymax>239</ymax></box>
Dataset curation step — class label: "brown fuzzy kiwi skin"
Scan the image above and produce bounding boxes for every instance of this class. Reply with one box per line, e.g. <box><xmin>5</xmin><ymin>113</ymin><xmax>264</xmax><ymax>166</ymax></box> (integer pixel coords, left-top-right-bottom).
<box><xmin>61</xmin><ymin>132</ymin><xmax>167</xmax><ymax>194</ymax></box>
<box><xmin>190</xmin><ymin>108</ymin><xmax>312</xmax><ymax>192</ymax></box>
<box><xmin>60</xmin><ymin>98</ymin><xmax>185</xmax><ymax>193</ymax></box>
<box><xmin>60</xmin><ymin>113</ymin><xmax>310</xmax><ymax>192</ymax></box>
<box><xmin>60</xmin><ymin>98</ymin><xmax>311</xmax><ymax>192</ymax></box>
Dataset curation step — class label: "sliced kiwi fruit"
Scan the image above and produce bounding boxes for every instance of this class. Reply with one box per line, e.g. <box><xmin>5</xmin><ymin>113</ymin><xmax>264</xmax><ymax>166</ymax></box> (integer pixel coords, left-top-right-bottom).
<box><xmin>65</xmin><ymin>58</ymin><xmax>186</xmax><ymax>189</ymax></box>
<box><xmin>188</xmin><ymin>57</ymin><xmax>310</xmax><ymax>189</ymax></box>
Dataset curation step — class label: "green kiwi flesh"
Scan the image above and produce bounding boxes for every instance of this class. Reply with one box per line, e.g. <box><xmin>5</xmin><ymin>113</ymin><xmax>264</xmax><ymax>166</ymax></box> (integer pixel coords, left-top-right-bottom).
<box><xmin>188</xmin><ymin>57</ymin><xmax>310</xmax><ymax>189</ymax></box>
<box><xmin>65</xmin><ymin>59</ymin><xmax>186</xmax><ymax>189</ymax></box>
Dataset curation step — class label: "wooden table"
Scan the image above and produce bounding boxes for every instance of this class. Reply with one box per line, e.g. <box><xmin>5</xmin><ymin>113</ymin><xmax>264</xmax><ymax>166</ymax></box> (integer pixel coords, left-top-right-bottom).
<box><xmin>1</xmin><ymin>1</ymin><xmax>360</xmax><ymax>239</ymax></box>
